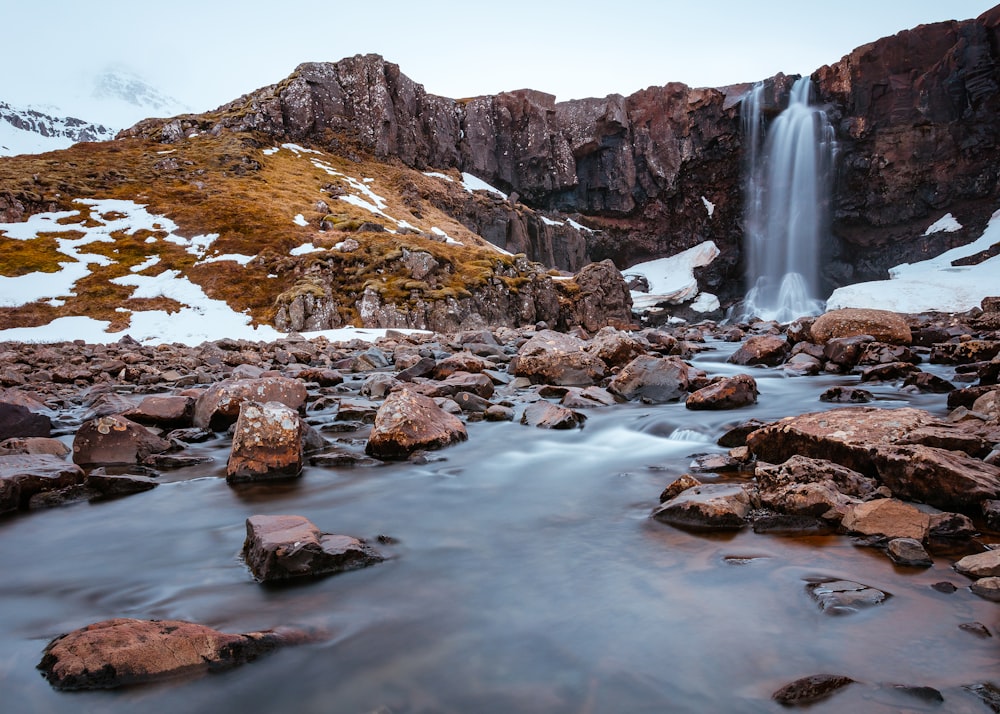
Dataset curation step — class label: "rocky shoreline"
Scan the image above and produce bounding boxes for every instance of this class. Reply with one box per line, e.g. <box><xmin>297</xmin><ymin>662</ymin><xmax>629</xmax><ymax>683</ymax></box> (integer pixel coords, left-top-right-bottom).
<box><xmin>4</xmin><ymin>302</ymin><xmax>1000</xmax><ymax>705</ymax></box>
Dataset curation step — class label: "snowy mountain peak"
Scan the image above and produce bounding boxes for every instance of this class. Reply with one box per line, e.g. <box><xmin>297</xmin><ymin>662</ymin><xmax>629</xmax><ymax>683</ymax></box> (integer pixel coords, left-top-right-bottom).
<box><xmin>0</xmin><ymin>101</ymin><xmax>116</xmax><ymax>157</ymax></box>
<box><xmin>90</xmin><ymin>67</ymin><xmax>188</xmax><ymax>116</ymax></box>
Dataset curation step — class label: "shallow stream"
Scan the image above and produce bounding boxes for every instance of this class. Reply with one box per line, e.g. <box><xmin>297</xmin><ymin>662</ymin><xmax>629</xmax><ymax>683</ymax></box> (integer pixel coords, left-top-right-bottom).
<box><xmin>2</xmin><ymin>341</ymin><xmax>997</xmax><ymax>713</ymax></box>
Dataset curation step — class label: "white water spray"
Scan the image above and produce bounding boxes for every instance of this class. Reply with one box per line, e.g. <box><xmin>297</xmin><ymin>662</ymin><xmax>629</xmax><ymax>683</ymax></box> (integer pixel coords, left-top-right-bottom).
<box><xmin>741</xmin><ymin>77</ymin><xmax>836</xmax><ymax>323</ymax></box>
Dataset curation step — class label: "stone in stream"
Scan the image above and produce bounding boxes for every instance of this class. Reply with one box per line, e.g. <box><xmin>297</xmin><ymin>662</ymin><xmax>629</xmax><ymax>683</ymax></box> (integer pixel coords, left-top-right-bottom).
<box><xmin>819</xmin><ymin>386</ymin><xmax>874</xmax><ymax>403</ymax></box>
<box><xmin>886</xmin><ymin>538</ymin><xmax>933</xmax><ymax>567</ymax></box>
<box><xmin>954</xmin><ymin>549</ymin><xmax>1000</xmax><ymax>579</ymax></box>
<box><xmin>651</xmin><ymin>483</ymin><xmax>750</xmax><ymax>530</ymax></box>
<box><xmin>0</xmin><ymin>398</ymin><xmax>52</xmax><ymax>440</ymax></box>
<box><xmin>37</xmin><ymin>617</ymin><xmax>311</xmax><ymax>690</ymax></box>
<box><xmin>193</xmin><ymin>376</ymin><xmax>308</xmax><ymax>431</ymax></box>
<box><xmin>122</xmin><ymin>395</ymin><xmax>195</xmax><ymax>428</ymax></box>
<box><xmin>806</xmin><ymin>578</ymin><xmax>890</xmax><ymax>615</ymax></box>
<box><xmin>365</xmin><ymin>388</ymin><xmax>467</xmax><ymax>460</ymax></box>
<box><xmin>685</xmin><ymin>374</ymin><xmax>758</xmax><ymax>410</ymax></box>
<box><xmin>0</xmin><ymin>454</ymin><xmax>86</xmax><ymax>514</ymax></box>
<box><xmin>512</xmin><ymin>330</ymin><xmax>607</xmax><ymax>386</ymax></box>
<box><xmin>870</xmin><ymin>445</ymin><xmax>1000</xmax><ymax>512</ymax></box>
<box><xmin>810</xmin><ymin>308</ymin><xmax>912</xmax><ymax>345</ymax></box>
<box><xmin>226</xmin><ymin>401</ymin><xmax>305</xmax><ymax>483</ymax></box>
<box><xmin>520</xmin><ymin>401</ymin><xmax>586</xmax><ymax>430</ymax></box>
<box><xmin>607</xmin><ymin>355</ymin><xmax>699</xmax><ymax>404</ymax></box>
<box><xmin>71</xmin><ymin>415</ymin><xmax>171</xmax><ymax>466</ymax></box>
<box><xmin>970</xmin><ymin>576</ymin><xmax>1000</xmax><ymax>602</ymax></box>
<box><xmin>0</xmin><ymin>436</ymin><xmax>70</xmax><ymax>457</ymax></box>
<box><xmin>841</xmin><ymin>498</ymin><xmax>931</xmax><ymax>542</ymax></box>
<box><xmin>241</xmin><ymin>514</ymin><xmax>383</xmax><ymax>582</ymax></box>
<box><xmin>727</xmin><ymin>334</ymin><xmax>789</xmax><ymax>367</ymax></box>
<box><xmin>772</xmin><ymin>673</ymin><xmax>855</xmax><ymax>706</ymax></box>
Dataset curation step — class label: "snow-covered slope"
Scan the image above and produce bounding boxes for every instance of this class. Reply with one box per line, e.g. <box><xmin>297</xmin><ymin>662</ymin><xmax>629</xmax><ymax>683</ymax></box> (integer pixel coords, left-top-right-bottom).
<box><xmin>0</xmin><ymin>101</ymin><xmax>116</xmax><ymax>157</ymax></box>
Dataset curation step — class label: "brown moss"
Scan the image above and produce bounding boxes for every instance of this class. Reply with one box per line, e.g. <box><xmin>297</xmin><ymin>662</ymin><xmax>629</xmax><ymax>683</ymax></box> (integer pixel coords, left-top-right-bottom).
<box><xmin>0</xmin><ymin>235</ymin><xmax>65</xmax><ymax>276</ymax></box>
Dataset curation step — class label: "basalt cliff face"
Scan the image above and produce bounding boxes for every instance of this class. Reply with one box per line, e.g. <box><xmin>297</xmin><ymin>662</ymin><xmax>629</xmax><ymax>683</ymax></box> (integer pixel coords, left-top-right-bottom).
<box><xmin>126</xmin><ymin>6</ymin><xmax>1000</xmax><ymax>306</ymax></box>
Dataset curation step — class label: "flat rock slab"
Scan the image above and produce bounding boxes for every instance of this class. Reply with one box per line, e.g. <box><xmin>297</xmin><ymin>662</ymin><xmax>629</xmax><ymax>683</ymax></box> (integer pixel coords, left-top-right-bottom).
<box><xmin>841</xmin><ymin>498</ymin><xmax>931</xmax><ymax>542</ymax></box>
<box><xmin>0</xmin><ymin>454</ymin><xmax>86</xmax><ymax>514</ymax></box>
<box><xmin>38</xmin><ymin>617</ymin><xmax>307</xmax><ymax>690</ymax></box>
<box><xmin>807</xmin><ymin>578</ymin><xmax>890</xmax><ymax>615</ymax></box>
<box><xmin>955</xmin><ymin>549</ymin><xmax>1000</xmax><ymax>579</ymax></box>
<box><xmin>242</xmin><ymin>514</ymin><xmax>383</xmax><ymax>582</ymax></box>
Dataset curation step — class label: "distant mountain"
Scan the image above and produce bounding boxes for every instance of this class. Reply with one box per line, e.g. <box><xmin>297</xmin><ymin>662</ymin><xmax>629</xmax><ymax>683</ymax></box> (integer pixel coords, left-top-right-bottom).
<box><xmin>0</xmin><ymin>66</ymin><xmax>189</xmax><ymax>157</ymax></box>
<box><xmin>0</xmin><ymin>101</ymin><xmax>115</xmax><ymax>157</ymax></box>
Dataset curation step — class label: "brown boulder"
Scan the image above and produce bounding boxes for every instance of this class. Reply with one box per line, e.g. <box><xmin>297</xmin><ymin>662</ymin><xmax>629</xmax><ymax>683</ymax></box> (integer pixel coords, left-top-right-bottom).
<box><xmin>241</xmin><ymin>514</ymin><xmax>383</xmax><ymax>582</ymax></box>
<box><xmin>123</xmin><ymin>395</ymin><xmax>195</xmax><ymax>427</ymax></box>
<box><xmin>72</xmin><ymin>415</ymin><xmax>171</xmax><ymax>466</ymax></box>
<box><xmin>811</xmin><ymin>308</ymin><xmax>911</xmax><ymax>345</ymax></box>
<box><xmin>0</xmin><ymin>454</ymin><xmax>86</xmax><ymax>514</ymax></box>
<box><xmin>841</xmin><ymin>498</ymin><xmax>931</xmax><ymax>541</ymax></box>
<box><xmin>0</xmin><ymin>400</ymin><xmax>51</xmax><ymax>440</ymax></box>
<box><xmin>38</xmin><ymin>618</ymin><xmax>306</xmax><ymax>690</ymax></box>
<box><xmin>772</xmin><ymin>674</ymin><xmax>855</xmax><ymax>706</ymax></box>
<box><xmin>512</xmin><ymin>330</ymin><xmax>607</xmax><ymax>386</ymax></box>
<box><xmin>520</xmin><ymin>401</ymin><xmax>586</xmax><ymax>429</ymax></box>
<box><xmin>608</xmin><ymin>355</ymin><xmax>702</xmax><ymax>404</ymax></box>
<box><xmin>365</xmin><ymin>388</ymin><xmax>468</xmax><ymax>459</ymax></box>
<box><xmin>193</xmin><ymin>376</ymin><xmax>308</xmax><ymax>431</ymax></box>
<box><xmin>586</xmin><ymin>326</ymin><xmax>645</xmax><ymax>368</ymax></box>
<box><xmin>870</xmin><ymin>445</ymin><xmax>1000</xmax><ymax>511</ymax></box>
<box><xmin>685</xmin><ymin>374</ymin><xmax>758</xmax><ymax>410</ymax></box>
<box><xmin>431</xmin><ymin>352</ymin><xmax>496</xmax><ymax>378</ymax></box>
<box><xmin>955</xmin><ymin>549</ymin><xmax>1000</xmax><ymax>579</ymax></box>
<box><xmin>727</xmin><ymin>334</ymin><xmax>789</xmax><ymax>366</ymax></box>
<box><xmin>651</xmin><ymin>483</ymin><xmax>750</xmax><ymax>530</ymax></box>
<box><xmin>226</xmin><ymin>401</ymin><xmax>305</xmax><ymax>483</ymax></box>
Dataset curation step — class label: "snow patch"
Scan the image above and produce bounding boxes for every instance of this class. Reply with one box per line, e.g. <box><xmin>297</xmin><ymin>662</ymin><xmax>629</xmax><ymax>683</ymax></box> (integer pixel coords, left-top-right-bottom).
<box><xmin>701</xmin><ymin>196</ymin><xmax>715</xmax><ymax>218</ymax></box>
<box><xmin>294</xmin><ymin>214</ymin><xmax>308</xmax><ymax>227</ymax></box>
<box><xmin>197</xmin><ymin>253</ymin><xmax>256</xmax><ymax>266</ymax></box>
<box><xmin>263</xmin><ymin>147</ymin><xmax>280</xmax><ymax>156</ymax></box>
<box><xmin>540</xmin><ymin>216</ymin><xmax>564</xmax><ymax>227</ymax></box>
<box><xmin>424</xmin><ymin>171</ymin><xmax>454</xmax><ymax>182</ymax></box>
<box><xmin>290</xmin><ymin>243</ymin><xmax>325</xmax><ymax>256</ymax></box>
<box><xmin>923</xmin><ymin>213</ymin><xmax>962</xmax><ymax>235</ymax></box>
<box><xmin>625</xmin><ymin>241</ymin><xmax>720</xmax><ymax>311</ymax></box>
<box><xmin>567</xmin><ymin>218</ymin><xmax>594</xmax><ymax>233</ymax></box>
<box><xmin>461</xmin><ymin>172</ymin><xmax>508</xmax><ymax>199</ymax></box>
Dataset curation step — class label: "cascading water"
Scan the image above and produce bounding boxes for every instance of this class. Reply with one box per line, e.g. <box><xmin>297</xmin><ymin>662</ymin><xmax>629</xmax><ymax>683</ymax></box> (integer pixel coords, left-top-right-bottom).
<box><xmin>741</xmin><ymin>77</ymin><xmax>836</xmax><ymax>323</ymax></box>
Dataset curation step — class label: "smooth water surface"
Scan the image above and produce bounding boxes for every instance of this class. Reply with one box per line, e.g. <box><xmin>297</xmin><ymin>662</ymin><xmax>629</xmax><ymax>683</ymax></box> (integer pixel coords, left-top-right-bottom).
<box><xmin>1</xmin><ymin>344</ymin><xmax>997</xmax><ymax>713</ymax></box>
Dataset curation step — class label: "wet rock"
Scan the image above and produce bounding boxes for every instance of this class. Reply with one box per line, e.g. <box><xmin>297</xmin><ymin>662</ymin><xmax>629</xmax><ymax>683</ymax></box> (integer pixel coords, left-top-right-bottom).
<box><xmin>72</xmin><ymin>415</ymin><xmax>171</xmax><ymax>466</ymax></box>
<box><xmin>37</xmin><ymin>617</ymin><xmax>306</xmax><ymax>690</ymax></box>
<box><xmin>859</xmin><ymin>361</ymin><xmax>919</xmax><ymax>383</ymax></box>
<box><xmin>887</xmin><ymin>538</ymin><xmax>933</xmax><ymax>567</ymax></box>
<box><xmin>512</xmin><ymin>330</ymin><xmax>607</xmax><ymax>386</ymax></box>
<box><xmin>453</xmin><ymin>391</ymin><xmax>491</xmax><ymax>413</ymax></box>
<box><xmin>651</xmin><ymin>483</ymin><xmax>750</xmax><ymax>530</ymax></box>
<box><xmin>931</xmin><ymin>340</ymin><xmax>1000</xmax><ymax>365</ymax></box>
<box><xmin>782</xmin><ymin>352</ymin><xmax>823</xmax><ymax>376</ymax></box>
<box><xmin>0</xmin><ymin>436</ymin><xmax>70</xmax><ymax>457</ymax></box>
<box><xmin>122</xmin><ymin>395</ymin><xmax>195</xmax><ymax>427</ymax></box>
<box><xmin>658</xmin><ymin>474</ymin><xmax>702</xmax><ymax>503</ymax></box>
<box><xmin>752</xmin><ymin>514</ymin><xmax>835</xmax><ymax>535</ymax></box>
<box><xmin>727</xmin><ymin>334</ymin><xmax>788</xmax><ymax>366</ymax></box>
<box><xmin>608</xmin><ymin>355</ymin><xmax>700</xmax><ymax>404</ymax></box>
<box><xmin>756</xmin><ymin>456</ymin><xmax>879</xmax><ymax>523</ymax></box>
<box><xmin>586</xmin><ymin>326</ymin><xmax>645</xmax><ymax>368</ymax></box>
<box><xmin>903</xmin><ymin>371</ymin><xmax>956</xmax><ymax>393</ymax></box>
<box><xmin>227</xmin><ymin>401</ymin><xmax>305</xmax><ymax>483</ymax></box>
<box><xmin>559</xmin><ymin>386</ymin><xmax>619</xmax><ymax>408</ymax></box>
<box><xmin>415</xmin><ymin>371</ymin><xmax>495</xmax><ymax>399</ymax></box>
<box><xmin>293</xmin><ymin>367</ymin><xmax>344</xmax><ymax>387</ymax></box>
<box><xmin>0</xmin><ymin>454</ymin><xmax>87</xmax><ymax>514</ymax></box>
<box><xmin>520</xmin><ymin>401</ymin><xmax>586</xmax><ymax>429</ymax></box>
<box><xmin>85</xmin><ymin>469</ymin><xmax>159</xmax><ymax>499</ymax></box>
<box><xmin>365</xmin><ymin>388</ymin><xmax>467</xmax><ymax>460</ymax></box>
<box><xmin>964</xmin><ymin>682</ymin><xmax>1000</xmax><ymax>713</ymax></box>
<box><xmin>954</xmin><ymin>549</ymin><xmax>1000</xmax><ymax>579</ymax></box>
<box><xmin>819</xmin><ymin>386</ymin><xmax>874</xmax><ymax>403</ymax></box>
<box><xmin>982</xmin><ymin>499</ymin><xmax>1000</xmax><ymax>530</ymax></box>
<box><xmin>431</xmin><ymin>352</ymin><xmax>495</xmax><ymax>378</ymax></box>
<box><xmin>685</xmin><ymin>374</ymin><xmax>758</xmax><ymax>410</ymax></box>
<box><xmin>928</xmin><ymin>511</ymin><xmax>976</xmax><ymax>539</ymax></box>
<box><xmin>821</xmin><ymin>334</ymin><xmax>875</xmax><ymax>368</ymax></box>
<box><xmin>970</xmin><ymin>576</ymin><xmax>1000</xmax><ymax>602</ymax></box>
<box><xmin>811</xmin><ymin>308</ymin><xmax>911</xmax><ymax>345</ymax></box>
<box><xmin>841</xmin><ymin>499</ymin><xmax>931</xmax><ymax>542</ymax></box>
<box><xmin>193</xmin><ymin>376</ymin><xmax>308</xmax><ymax>431</ymax></box>
<box><xmin>241</xmin><ymin>514</ymin><xmax>383</xmax><ymax>582</ymax></box>
<box><xmin>396</xmin><ymin>356</ymin><xmax>438</xmax><ymax>382</ymax></box>
<box><xmin>806</xmin><ymin>578</ymin><xmax>890</xmax><ymax>614</ymax></box>
<box><xmin>959</xmin><ymin>622</ymin><xmax>992</xmax><ymax>638</ymax></box>
<box><xmin>717</xmin><ymin>418</ymin><xmax>767</xmax><ymax>448</ymax></box>
<box><xmin>484</xmin><ymin>404</ymin><xmax>515</xmax><ymax>422</ymax></box>
<box><xmin>359</xmin><ymin>373</ymin><xmax>400</xmax><ymax>400</ymax></box>
<box><xmin>0</xmin><ymin>399</ymin><xmax>52</xmax><ymax>440</ymax></box>
<box><xmin>772</xmin><ymin>673</ymin><xmax>855</xmax><ymax>706</ymax></box>
<box><xmin>870</xmin><ymin>445</ymin><xmax>1000</xmax><ymax>512</ymax></box>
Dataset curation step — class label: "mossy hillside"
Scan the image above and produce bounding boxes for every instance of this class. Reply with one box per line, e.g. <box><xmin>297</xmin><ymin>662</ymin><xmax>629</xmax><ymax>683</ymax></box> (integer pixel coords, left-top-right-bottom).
<box><xmin>0</xmin><ymin>129</ymin><xmax>558</xmax><ymax>330</ymax></box>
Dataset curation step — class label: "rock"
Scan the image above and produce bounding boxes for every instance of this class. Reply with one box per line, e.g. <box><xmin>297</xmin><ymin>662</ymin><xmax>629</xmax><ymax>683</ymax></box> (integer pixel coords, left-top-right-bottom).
<box><xmin>241</xmin><ymin>514</ymin><xmax>383</xmax><ymax>582</ymax></box>
<box><xmin>717</xmin><ymin>419</ymin><xmax>767</xmax><ymax>448</ymax></box>
<box><xmin>608</xmin><ymin>355</ymin><xmax>700</xmax><ymax>404</ymax></box>
<box><xmin>811</xmin><ymin>308</ymin><xmax>911</xmax><ymax>345</ymax></box>
<box><xmin>841</xmin><ymin>499</ymin><xmax>931</xmax><ymax>541</ymax></box>
<box><xmin>484</xmin><ymin>404</ymin><xmax>515</xmax><ymax>422</ymax></box>
<box><xmin>659</xmin><ymin>474</ymin><xmax>702</xmax><ymax>503</ymax></box>
<box><xmin>651</xmin><ymin>483</ymin><xmax>750</xmax><ymax>530</ymax></box>
<box><xmin>806</xmin><ymin>578</ymin><xmax>890</xmax><ymax>614</ymax></box>
<box><xmin>0</xmin><ymin>454</ymin><xmax>86</xmax><ymax>514</ymax></box>
<box><xmin>431</xmin><ymin>352</ymin><xmax>495</xmax><ymax>378</ymax></box>
<box><xmin>193</xmin><ymin>377</ymin><xmax>308</xmax><ymax>431</ymax></box>
<box><xmin>586</xmin><ymin>326</ymin><xmax>645</xmax><ymax>368</ymax></box>
<box><xmin>971</xmin><ymin>576</ymin><xmax>1000</xmax><ymax>602</ymax></box>
<box><xmin>122</xmin><ymin>395</ymin><xmax>195</xmax><ymax>427</ymax></box>
<box><xmin>37</xmin><ymin>617</ymin><xmax>305</xmax><ymax>690</ymax></box>
<box><xmin>85</xmin><ymin>469</ymin><xmax>159</xmax><ymax>499</ymax></box>
<box><xmin>931</xmin><ymin>340</ymin><xmax>1000</xmax><ymax>365</ymax></box>
<box><xmin>822</xmin><ymin>334</ymin><xmax>876</xmax><ymax>368</ymax></box>
<box><xmin>365</xmin><ymin>388</ymin><xmax>467</xmax><ymax>460</ymax></box>
<box><xmin>415</xmin><ymin>371</ymin><xmax>495</xmax><ymax>399</ymax></box>
<box><xmin>72</xmin><ymin>415</ymin><xmax>171</xmax><ymax>466</ymax></box>
<box><xmin>359</xmin><ymin>373</ymin><xmax>400</xmax><ymax>400</ymax></box>
<box><xmin>903</xmin><ymin>371</ymin><xmax>956</xmax><ymax>393</ymax></box>
<box><xmin>453</xmin><ymin>391</ymin><xmax>491</xmax><ymax>413</ymax></box>
<box><xmin>226</xmin><ymin>401</ymin><xmax>305</xmax><ymax>483</ymax></box>
<box><xmin>859</xmin><ymin>361</ymin><xmax>920</xmax><ymax>382</ymax></box>
<box><xmin>0</xmin><ymin>398</ymin><xmax>52</xmax><ymax>441</ymax></box>
<box><xmin>727</xmin><ymin>334</ymin><xmax>789</xmax><ymax>366</ymax></box>
<box><xmin>959</xmin><ymin>622</ymin><xmax>992</xmax><ymax>637</ymax></box>
<box><xmin>0</xmin><ymin>437</ymin><xmax>70</xmax><ymax>457</ymax></box>
<box><xmin>955</xmin><ymin>549</ymin><xmax>1000</xmax><ymax>579</ymax></box>
<box><xmin>819</xmin><ymin>386</ymin><xmax>874</xmax><ymax>403</ymax></box>
<box><xmin>887</xmin><ymin>538</ymin><xmax>933</xmax><ymax>567</ymax></box>
<box><xmin>929</xmin><ymin>511</ymin><xmax>976</xmax><ymax>539</ymax></box>
<box><xmin>685</xmin><ymin>374</ymin><xmax>758</xmax><ymax>410</ymax></box>
<box><xmin>559</xmin><ymin>386</ymin><xmax>619</xmax><ymax>408</ymax></box>
<box><xmin>755</xmin><ymin>456</ymin><xmax>880</xmax><ymax>522</ymax></box>
<box><xmin>870</xmin><ymin>445</ymin><xmax>1000</xmax><ymax>512</ymax></box>
<box><xmin>520</xmin><ymin>401</ymin><xmax>586</xmax><ymax>429</ymax></box>
<box><xmin>772</xmin><ymin>673</ymin><xmax>855</xmax><ymax>706</ymax></box>
<box><xmin>512</xmin><ymin>330</ymin><xmax>607</xmax><ymax>386</ymax></box>
<box><xmin>782</xmin><ymin>352</ymin><xmax>823</xmax><ymax>376</ymax></box>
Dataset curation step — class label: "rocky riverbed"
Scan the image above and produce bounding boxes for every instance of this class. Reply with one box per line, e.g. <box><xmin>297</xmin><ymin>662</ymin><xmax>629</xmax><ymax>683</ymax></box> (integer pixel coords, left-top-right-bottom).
<box><xmin>3</xmin><ymin>303</ymin><xmax>1000</xmax><ymax>711</ymax></box>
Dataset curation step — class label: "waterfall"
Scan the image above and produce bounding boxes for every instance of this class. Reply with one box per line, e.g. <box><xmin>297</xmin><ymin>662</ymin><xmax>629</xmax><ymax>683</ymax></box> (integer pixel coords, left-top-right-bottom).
<box><xmin>741</xmin><ymin>77</ymin><xmax>836</xmax><ymax>323</ymax></box>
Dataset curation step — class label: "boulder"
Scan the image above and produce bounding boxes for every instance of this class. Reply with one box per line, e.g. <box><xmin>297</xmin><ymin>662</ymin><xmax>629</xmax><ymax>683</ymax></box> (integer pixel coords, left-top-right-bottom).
<box><xmin>123</xmin><ymin>395</ymin><xmax>195</xmax><ymax>427</ymax></box>
<box><xmin>559</xmin><ymin>386</ymin><xmax>619</xmax><ymax>408</ymax></box>
<box><xmin>887</xmin><ymin>538</ymin><xmax>933</xmax><ymax>567</ymax></box>
<box><xmin>512</xmin><ymin>330</ymin><xmax>607</xmax><ymax>386</ymax></box>
<box><xmin>608</xmin><ymin>355</ymin><xmax>701</xmax><ymax>404</ymax></box>
<box><xmin>193</xmin><ymin>377</ymin><xmax>308</xmax><ymax>431</ymax></box>
<box><xmin>970</xmin><ymin>577</ymin><xmax>1000</xmax><ymax>602</ymax></box>
<box><xmin>365</xmin><ymin>388</ymin><xmax>468</xmax><ymax>459</ymax></box>
<box><xmin>659</xmin><ymin>474</ymin><xmax>702</xmax><ymax>503</ymax></box>
<box><xmin>431</xmin><ymin>352</ymin><xmax>495</xmax><ymax>378</ymax></box>
<box><xmin>71</xmin><ymin>415</ymin><xmax>171</xmax><ymax>466</ymax></box>
<box><xmin>0</xmin><ymin>437</ymin><xmax>70</xmax><ymax>457</ymax></box>
<box><xmin>727</xmin><ymin>334</ymin><xmax>789</xmax><ymax>366</ymax></box>
<box><xmin>586</xmin><ymin>326</ymin><xmax>645</xmax><ymax>368</ymax></box>
<box><xmin>685</xmin><ymin>374</ymin><xmax>758</xmax><ymax>410</ymax></box>
<box><xmin>0</xmin><ymin>454</ymin><xmax>86</xmax><ymax>514</ymax></box>
<box><xmin>520</xmin><ymin>401</ymin><xmax>586</xmax><ymax>429</ymax></box>
<box><xmin>38</xmin><ymin>618</ymin><xmax>306</xmax><ymax>690</ymax></box>
<box><xmin>811</xmin><ymin>308</ymin><xmax>911</xmax><ymax>345</ymax></box>
<box><xmin>841</xmin><ymin>498</ymin><xmax>931</xmax><ymax>541</ymax></box>
<box><xmin>241</xmin><ymin>514</ymin><xmax>383</xmax><ymax>582</ymax></box>
<box><xmin>227</xmin><ymin>401</ymin><xmax>305</xmax><ymax>483</ymax></box>
<box><xmin>755</xmin><ymin>456</ymin><xmax>880</xmax><ymax>522</ymax></box>
<box><xmin>85</xmin><ymin>469</ymin><xmax>159</xmax><ymax>499</ymax></box>
<box><xmin>955</xmin><ymin>549</ymin><xmax>1000</xmax><ymax>579</ymax></box>
<box><xmin>822</xmin><ymin>334</ymin><xmax>876</xmax><ymax>368</ymax></box>
<box><xmin>819</xmin><ymin>386</ymin><xmax>874</xmax><ymax>403</ymax></box>
<box><xmin>0</xmin><ymin>400</ymin><xmax>51</xmax><ymax>440</ymax></box>
<box><xmin>870</xmin><ymin>445</ymin><xmax>1000</xmax><ymax>512</ymax></box>
<box><xmin>414</xmin><ymin>371</ymin><xmax>495</xmax><ymax>399</ymax></box>
<box><xmin>651</xmin><ymin>483</ymin><xmax>750</xmax><ymax>530</ymax></box>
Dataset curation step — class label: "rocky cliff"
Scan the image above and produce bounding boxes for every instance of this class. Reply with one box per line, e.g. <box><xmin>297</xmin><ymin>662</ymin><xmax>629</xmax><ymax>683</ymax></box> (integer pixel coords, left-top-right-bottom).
<box><xmin>123</xmin><ymin>6</ymin><xmax>1000</xmax><ymax>307</ymax></box>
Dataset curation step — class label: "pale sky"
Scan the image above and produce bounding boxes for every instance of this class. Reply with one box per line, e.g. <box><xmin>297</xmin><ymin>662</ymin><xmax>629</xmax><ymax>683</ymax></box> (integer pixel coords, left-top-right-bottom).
<box><xmin>3</xmin><ymin>0</ymin><xmax>997</xmax><ymax>115</ymax></box>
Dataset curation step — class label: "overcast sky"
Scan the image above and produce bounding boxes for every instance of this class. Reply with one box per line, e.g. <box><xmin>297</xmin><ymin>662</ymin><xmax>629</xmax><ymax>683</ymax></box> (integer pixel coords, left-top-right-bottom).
<box><xmin>4</xmin><ymin>0</ymin><xmax>997</xmax><ymax>115</ymax></box>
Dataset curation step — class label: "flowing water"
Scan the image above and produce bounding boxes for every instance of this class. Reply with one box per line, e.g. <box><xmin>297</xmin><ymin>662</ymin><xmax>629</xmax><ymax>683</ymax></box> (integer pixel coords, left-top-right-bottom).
<box><xmin>1</xmin><ymin>344</ymin><xmax>997</xmax><ymax>713</ymax></box>
<box><xmin>742</xmin><ymin>78</ymin><xmax>836</xmax><ymax>323</ymax></box>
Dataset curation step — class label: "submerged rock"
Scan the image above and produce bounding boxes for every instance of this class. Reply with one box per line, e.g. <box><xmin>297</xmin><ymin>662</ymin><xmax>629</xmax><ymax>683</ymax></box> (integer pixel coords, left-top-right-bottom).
<box><xmin>772</xmin><ymin>673</ymin><xmax>855</xmax><ymax>706</ymax></box>
<box><xmin>806</xmin><ymin>578</ymin><xmax>890</xmax><ymax>615</ymax></box>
